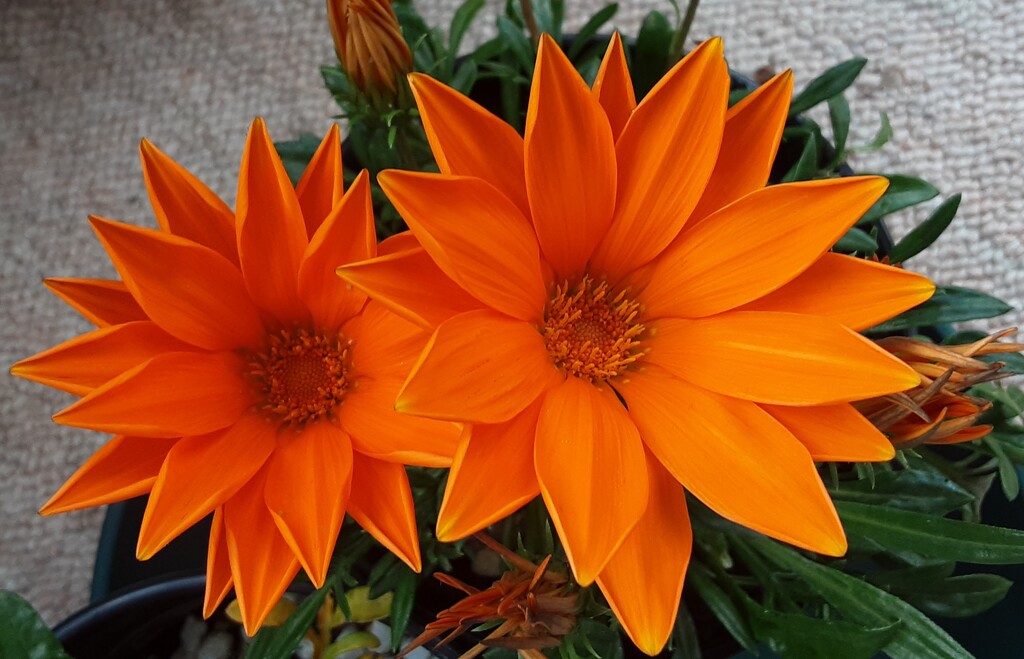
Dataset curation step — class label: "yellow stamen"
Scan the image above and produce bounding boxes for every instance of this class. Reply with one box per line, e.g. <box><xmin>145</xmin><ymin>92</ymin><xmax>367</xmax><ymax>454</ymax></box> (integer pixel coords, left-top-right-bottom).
<box><xmin>543</xmin><ymin>275</ymin><xmax>645</xmax><ymax>382</ymax></box>
<box><xmin>247</xmin><ymin>328</ymin><xmax>350</xmax><ymax>425</ymax></box>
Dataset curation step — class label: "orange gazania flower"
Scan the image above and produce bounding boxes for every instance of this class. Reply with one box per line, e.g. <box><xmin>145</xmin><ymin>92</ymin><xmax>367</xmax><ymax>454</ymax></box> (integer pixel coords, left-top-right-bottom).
<box><xmin>339</xmin><ymin>34</ymin><xmax>936</xmax><ymax>653</ymax></box>
<box><xmin>12</xmin><ymin>119</ymin><xmax>460</xmax><ymax>633</ymax></box>
<box><xmin>327</xmin><ymin>0</ymin><xmax>412</xmax><ymax>98</ymax></box>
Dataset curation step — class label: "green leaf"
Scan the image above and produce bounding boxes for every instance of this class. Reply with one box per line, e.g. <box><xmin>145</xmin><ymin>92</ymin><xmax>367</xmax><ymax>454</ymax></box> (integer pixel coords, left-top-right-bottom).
<box><xmin>789</xmin><ymin>58</ymin><xmax>867</xmax><ymax>117</ymax></box>
<box><xmin>752</xmin><ymin>538</ymin><xmax>973</xmax><ymax>659</ymax></box>
<box><xmin>449</xmin><ymin>0</ymin><xmax>486</xmax><ymax>59</ymax></box>
<box><xmin>689</xmin><ymin>568</ymin><xmax>757</xmax><ymax>652</ymax></box>
<box><xmin>0</xmin><ymin>591</ymin><xmax>71</xmax><ymax>659</ymax></box>
<box><xmin>747</xmin><ymin>604</ymin><xmax>899</xmax><ymax>659</ymax></box>
<box><xmin>988</xmin><ymin>435</ymin><xmax>1021</xmax><ymax>500</ymax></box>
<box><xmin>274</xmin><ymin>133</ymin><xmax>323</xmax><ymax>187</ymax></box>
<box><xmin>450</xmin><ymin>58</ymin><xmax>479</xmax><ymax>94</ymax></box>
<box><xmin>781</xmin><ymin>129</ymin><xmax>819</xmax><ymax>182</ymax></box>
<box><xmin>827</xmin><ymin>93</ymin><xmax>851</xmax><ymax>162</ymax></box>
<box><xmin>858</xmin><ymin>174</ymin><xmax>939</xmax><ymax>224</ymax></box>
<box><xmin>567</xmin><ymin>4</ymin><xmax>619</xmax><ymax>60</ymax></box>
<box><xmin>898</xmin><ymin>574</ymin><xmax>1012</xmax><ymax>619</ymax></box>
<box><xmin>869</xmin><ymin>286</ymin><xmax>1013</xmax><ymax>332</ymax></box>
<box><xmin>857</xmin><ymin>110</ymin><xmax>893</xmax><ymax>151</ymax></box>
<box><xmin>496</xmin><ymin>16</ymin><xmax>535</xmax><ymax>75</ymax></box>
<box><xmin>246</xmin><ymin>583</ymin><xmax>332</xmax><ymax>659</ymax></box>
<box><xmin>670</xmin><ymin>605</ymin><xmax>703</xmax><ymax>659</ymax></box>
<box><xmin>323</xmin><ymin>631</ymin><xmax>382</xmax><ymax>659</ymax></box>
<box><xmin>829</xmin><ymin>468</ymin><xmax>974</xmax><ymax>515</ymax></box>
<box><xmin>865</xmin><ymin>562</ymin><xmax>956</xmax><ymax>591</ymax></box>
<box><xmin>832</xmin><ymin>226</ymin><xmax>877</xmax><ymax>254</ymax></box>
<box><xmin>632</xmin><ymin>11</ymin><xmax>673</xmax><ymax>98</ymax></box>
<box><xmin>836</xmin><ymin>500</ymin><xmax>1024</xmax><ymax>564</ymax></box>
<box><xmin>889</xmin><ymin>194</ymin><xmax>962</xmax><ymax>263</ymax></box>
<box><xmin>389</xmin><ymin>570</ymin><xmax>417</xmax><ymax>651</ymax></box>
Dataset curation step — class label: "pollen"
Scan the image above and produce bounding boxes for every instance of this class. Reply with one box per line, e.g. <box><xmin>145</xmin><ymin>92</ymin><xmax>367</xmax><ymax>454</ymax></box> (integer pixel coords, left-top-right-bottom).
<box><xmin>543</xmin><ymin>275</ymin><xmax>645</xmax><ymax>382</ymax></box>
<box><xmin>247</xmin><ymin>328</ymin><xmax>351</xmax><ymax>426</ymax></box>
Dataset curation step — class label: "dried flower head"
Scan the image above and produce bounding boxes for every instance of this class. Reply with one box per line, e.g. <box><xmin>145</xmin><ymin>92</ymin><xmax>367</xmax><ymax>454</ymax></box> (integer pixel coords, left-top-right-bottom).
<box><xmin>326</xmin><ymin>0</ymin><xmax>412</xmax><ymax>98</ymax></box>
<box><xmin>399</xmin><ymin>535</ymin><xmax>578</xmax><ymax>659</ymax></box>
<box><xmin>859</xmin><ymin>329</ymin><xmax>1024</xmax><ymax>447</ymax></box>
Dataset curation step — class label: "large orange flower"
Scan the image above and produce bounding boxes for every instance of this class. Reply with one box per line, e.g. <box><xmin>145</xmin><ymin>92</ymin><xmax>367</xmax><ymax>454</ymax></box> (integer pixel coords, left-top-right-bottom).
<box><xmin>339</xmin><ymin>35</ymin><xmax>935</xmax><ymax>653</ymax></box>
<box><xmin>12</xmin><ymin>119</ymin><xmax>460</xmax><ymax>633</ymax></box>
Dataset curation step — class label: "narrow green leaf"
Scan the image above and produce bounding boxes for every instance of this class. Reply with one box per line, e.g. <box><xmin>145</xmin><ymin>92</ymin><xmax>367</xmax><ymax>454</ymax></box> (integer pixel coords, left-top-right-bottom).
<box><xmin>858</xmin><ymin>174</ymin><xmax>940</xmax><ymax>224</ymax></box>
<box><xmin>632</xmin><ymin>11</ymin><xmax>673</xmax><ymax>98</ymax></box>
<box><xmin>689</xmin><ymin>568</ymin><xmax>758</xmax><ymax>652</ymax></box>
<box><xmin>789</xmin><ymin>58</ymin><xmax>867</xmax><ymax>117</ymax></box>
<box><xmin>899</xmin><ymin>574</ymin><xmax>1012</xmax><ymax>619</ymax></box>
<box><xmin>987</xmin><ymin>436</ymin><xmax>1021</xmax><ymax>500</ymax></box>
<box><xmin>869</xmin><ymin>286</ymin><xmax>1013</xmax><ymax>332</ymax></box>
<box><xmin>0</xmin><ymin>591</ymin><xmax>71</xmax><ymax>659</ymax></box>
<box><xmin>450</xmin><ymin>58</ymin><xmax>479</xmax><ymax>94</ymax></box>
<box><xmin>752</xmin><ymin>538</ymin><xmax>973</xmax><ymax>659</ymax></box>
<box><xmin>389</xmin><ymin>570</ymin><xmax>417</xmax><ymax>651</ymax></box>
<box><xmin>670</xmin><ymin>605</ymin><xmax>703</xmax><ymax>659</ymax></box>
<box><xmin>837</xmin><ymin>500</ymin><xmax>1024</xmax><ymax>564</ymax></box>
<box><xmin>748</xmin><ymin>604</ymin><xmax>899</xmax><ymax>659</ymax></box>
<box><xmin>829</xmin><ymin>468</ymin><xmax>974</xmax><ymax>515</ymax></box>
<box><xmin>827</xmin><ymin>93</ymin><xmax>851</xmax><ymax>162</ymax></box>
<box><xmin>832</xmin><ymin>226</ymin><xmax>878</xmax><ymax>254</ymax></box>
<box><xmin>567</xmin><ymin>4</ymin><xmax>619</xmax><ymax>60</ymax></box>
<box><xmin>449</xmin><ymin>0</ymin><xmax>486</xmax><ymax>58</ymax></box>
<box><xmin>496</xmin><ymin>16</ymin><xmax>535</xmax><ymax>75</ymax></box>
<box><xmin>889</xmin><ymin>194</ymin><xmax>962</xmax><ymax>263</ymax></box>
<box><xmin>781</xmin><ymin>130</ymin><xmax>819</xmax><ymax>182</ymax></box>
<box><xmin>858</xmin><ymin>110</ymin><xmax>893</xmax><ymax>150</ymax></box>
<box><xmin>865</xmin><ymin>562</ymin><xmax>956</xmax><ymax>591</ymax></box>
<box><xmin>246</xmin><ymin>582</ymin><xmax>332</xmax><ymax>659</ymax></box>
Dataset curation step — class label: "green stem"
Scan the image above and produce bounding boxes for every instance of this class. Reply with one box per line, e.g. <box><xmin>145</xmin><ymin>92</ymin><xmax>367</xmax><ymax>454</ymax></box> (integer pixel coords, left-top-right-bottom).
<box><xmin>668</xmin><ymin>0</ymin><xmax>701</xmax><ymax>63</ymax></box>
<box><xmin>520</xmin><ymin>0</ymin><xmax>541</xmax><ymax>46</ymax></box>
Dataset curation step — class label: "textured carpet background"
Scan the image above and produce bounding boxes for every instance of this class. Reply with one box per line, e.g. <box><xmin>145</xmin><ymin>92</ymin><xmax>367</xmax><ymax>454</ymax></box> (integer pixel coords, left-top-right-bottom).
<box><xmin>2</xmin><ymin>0</ymin><xmax>1022</xmax><ymax>624</ymax></box>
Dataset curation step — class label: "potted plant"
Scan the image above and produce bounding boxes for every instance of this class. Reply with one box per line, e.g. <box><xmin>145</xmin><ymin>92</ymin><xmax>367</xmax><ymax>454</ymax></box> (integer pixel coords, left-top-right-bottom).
<box><xmin>9</xmin><ymin>1</ymin><xmax>1024</xmax><ymax>657</ymax></box>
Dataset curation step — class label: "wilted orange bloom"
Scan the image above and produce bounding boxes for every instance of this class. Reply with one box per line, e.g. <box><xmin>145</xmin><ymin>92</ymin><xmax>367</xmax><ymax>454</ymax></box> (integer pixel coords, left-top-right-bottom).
<box><xmin>400</xmin><ymin>535</ymin><xmax>577</xmax><ymax>659</ymax></box>
<box><xmin>327</xmin><ymin>0</ymin><xmax>412</xmax><ymax>97</ymax></box>
<box><xmin>12</xmin><ymin>119</ymin><xmax>460</xmax><ymax>633</ymax></box>
<box><xmin>339</xmin><ymin>34</ymin><xmax>934</xmax><ymax>653</ymax></box>
<box><xmin>859</xmin><ymin>330</ymin><xmax>1023</xmax><ymax>446</ymax></box>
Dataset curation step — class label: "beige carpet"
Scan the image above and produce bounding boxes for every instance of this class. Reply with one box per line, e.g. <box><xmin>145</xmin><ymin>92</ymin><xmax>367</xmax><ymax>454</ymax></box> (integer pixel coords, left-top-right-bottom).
<box><xmin>2</xmin><ymin>0</ymin><xmax>1022</xmax><ymax>625</ymax></box>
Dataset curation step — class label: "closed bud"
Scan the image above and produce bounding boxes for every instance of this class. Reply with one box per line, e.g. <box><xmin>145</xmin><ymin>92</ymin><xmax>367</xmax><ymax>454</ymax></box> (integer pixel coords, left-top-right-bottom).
<box><xmin>326</xmin><ymin>0</ymin><xmax>412</xmax><ymax>99</ymax></box>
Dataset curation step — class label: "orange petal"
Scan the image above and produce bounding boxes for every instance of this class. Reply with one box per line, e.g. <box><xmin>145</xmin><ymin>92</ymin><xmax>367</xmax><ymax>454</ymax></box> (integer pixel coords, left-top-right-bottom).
<box><xmin>340</xmin><ymin>376</ymin><xmax>460</xmax><ymax>467</ymax></box>
<box><xmin>525</xmin><ymin>34</ymin><xmax>617</xmax><ymax>279</ymax></box>
<box><xmin>139</xmin><ymin>138</ymin><xmax>238</xmax><ymax>263</ymax></box>
<box><xmin>590</xmin><ymin>38</ymin><xmax>728</xmax><ymax>278</ymax></box>
<box><xmin>54</xmin><ymin>351</ymin><xmax>254</xmax><ymax>438</ymax></box>
<box><xmin>642</xmin><ymin>177</ymin><xmax>890</xmax><ymax>319</ymax></box>
<box><xmin>535</xmin><ymin>377</ymin><xmax>648</xmax><ymax>585</ymax></box>
<box><xmin>596</xmin><ymin>454</ymin><xmax>691</xmax><ymax>656</ymax></box>
<box><xmin>12</xmin><ymin>321</ymin><xmax>193</xmax><ymax>396</ymax></box>
<box><xmin>377</xmin><ymin>230</ymin><xmax>419</xmax><ymax>255</ymax></box>
<box><xmin>378</xmin><ymin>171</ymin><xmax>545</xmax><ymax>323</ymax></box>
<box><xmin>295</xmin><ymin>124</ymin><xmax>345</xmax><ymax>237</ymax></box>
<box><xmin>264</xmin><ymin>422</ymin><xmax>353</xmax><ymax>587</ymax></box>
<box><xmin>436</xmin><ymin>400</ymin><xmax>543</xmax><ymax>541</ymax></box>
<box><xmin>739</xmin><ymin>253</ymin><xmax>936</xmax><ymax>331</ymax></box>
<box><xmin>236</xmin><ymin>118</ymin><xmax>309</xmax><ymax>323</ymax></box>
<box><xmin>39</xmin><ymin>435</ymin><xmax>177</xmax><ymax>515</ymax></box>
<box><xmin>137</xmin><ymin>412</ymin><xmax>277</xmax><ymax>560</ymax></box>
<box><xmin>763</xmin><ymin>403</ymin><xmax>895</xmax><ymax>462</ymax></box>
<box><xmin>204</xmin><ymin>507</ymin><xmax>234</xmax><ymax>618</ymax></box>
<box><xmin>688</xmin><ymin>71</ymin><xmax>794</xmax><ymax>225</ymax></box>
<box><xmin>647</xmin><ymin>311</ymin><xmax>921</xmax><ymax>405</ymax></box>
<box><xmin>348</xmin><ymin>453</ymin><xmax>421</xmax><ymax>571</ymax></box>
<box><xmin>44</xmin><ymin>278</ymin><xmax>147</xmax><ymax>327</ymax></box>
<box><xmin>617</xmin><ymin>367</ymin><xmax>846</xmax><ymax>556</ymax></box>
<box><xmin>591</xmin><ymin>33</ymin><xmax>636</xmax><ymax>140</ymax></box>
<box><xmin>343</xmin><ymin>299</ymin><xmax>432</xmax><ymax>380</ymax></box>
<box><xmin>223</xmin><ymin>467</ymin><xmax>302</xmax><ymax>635</ymax></box>
<box><xmin>397</xmin><ymin>310</ymin><xmax>560</xmax><ymax>424</ymax></box>
<box><xmin>338</xmin><ymin>247</ymin><xmax>482</xmax><ymax>330</ymax></box>
<box><xmin>298</xmin><ymin>169</ymin><xmax>375</xmax><ymax>329</ymax></box>
<box><xmin>409</xmin><ymin>73</ymin><xmax>529</xmax><ymax>216</ymax></box>
<box><xmin>90</xmin><ymin>216</ymin><xmax>264</xmax><ymax>350</ymax></box>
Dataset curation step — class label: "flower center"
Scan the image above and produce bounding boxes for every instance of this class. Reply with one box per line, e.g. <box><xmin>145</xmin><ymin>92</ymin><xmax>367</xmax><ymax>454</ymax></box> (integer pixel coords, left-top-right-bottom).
<box><xmin>543</xmin><ymin>275</ymin><xmax>645</xmax><ymax>382</ymax></box>
<box><xmin>247</xmin><ymin>328</ymin><xmax>350</xmax><ymax>425</ymax></box>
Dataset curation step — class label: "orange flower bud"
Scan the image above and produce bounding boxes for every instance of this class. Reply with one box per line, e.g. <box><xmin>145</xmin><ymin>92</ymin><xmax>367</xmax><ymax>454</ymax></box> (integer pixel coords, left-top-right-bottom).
<box><xmin>326</xmin><ymin>0</ymin><xmax>412</xmax><ymax>97</ymax></box>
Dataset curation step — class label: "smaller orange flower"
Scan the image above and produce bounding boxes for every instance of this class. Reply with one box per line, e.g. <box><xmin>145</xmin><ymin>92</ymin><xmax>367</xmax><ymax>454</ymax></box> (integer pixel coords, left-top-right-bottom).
<box><xmin>858</xmin><ymin>330</ymin><xmax>1024</xmax><ymax>446</ymax></box>
<box><xmin>327</xmin><ymin>0</ymin><xmax>412</xmax><ymax>98</ymax></box>
<box><xmin>400</xmin><ymin>535</ymin><xmax>578</xmax><ymax>659</ymax></box>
